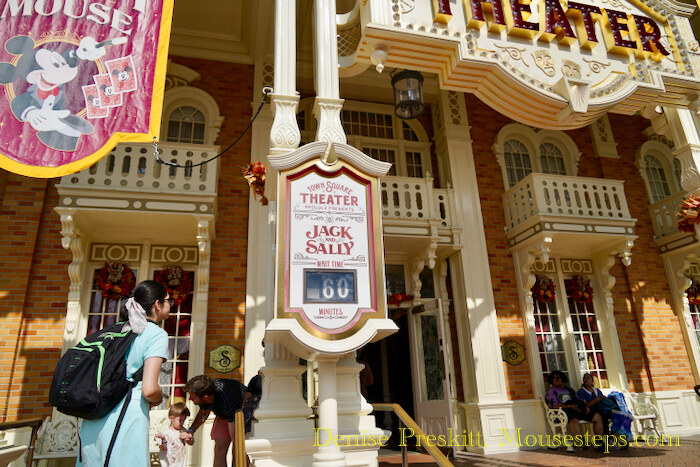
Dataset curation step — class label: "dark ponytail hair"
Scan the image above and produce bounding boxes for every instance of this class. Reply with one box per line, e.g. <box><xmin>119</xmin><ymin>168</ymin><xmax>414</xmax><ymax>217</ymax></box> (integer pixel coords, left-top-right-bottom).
<box><xmin>119</xmin><ymin>280</ymin><xmax>167</xmax><ymax>321</ymax></box>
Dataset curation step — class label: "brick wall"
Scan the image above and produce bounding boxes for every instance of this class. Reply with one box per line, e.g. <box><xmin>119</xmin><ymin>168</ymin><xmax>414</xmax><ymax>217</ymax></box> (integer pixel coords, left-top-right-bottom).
<box><xmin>170</xmin><ymin>57</ymin><xmax>254</xmax><ymax>383</ymax></box>
<box><xmin>0</xmin><ymin>58</ymin><xmax>255</xmax><ymax>421</ymax></box>
<box><xmin>465</xmin><ymin>96</ymin><xmax>695</xmax><ymax>400</ymax></box>
<box><xmin>0</xmin><ymin>175</ymin><xmax>69</xmax><ymax>420</ymax></box>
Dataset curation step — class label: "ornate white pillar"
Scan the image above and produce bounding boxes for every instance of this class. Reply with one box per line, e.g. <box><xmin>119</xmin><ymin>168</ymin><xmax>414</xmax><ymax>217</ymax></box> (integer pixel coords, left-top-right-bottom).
<box><xmin>432</xmin><ymin>90</ymin><xmax>510</xmax><ymax>453</ymax></box>
<box><xmin>246</xmin><ymin>2</ymin><xmax>315</xmax><ymax>464</ymax></box>
<box><xmin>313</xmin><ymin>0</ymin><xmax>346</xmax><ymax>144</ymax></box>
<box><xmin>664</xmin><ymin>107</ymin><xmax>700</xmax><ymax>195</ymax></box>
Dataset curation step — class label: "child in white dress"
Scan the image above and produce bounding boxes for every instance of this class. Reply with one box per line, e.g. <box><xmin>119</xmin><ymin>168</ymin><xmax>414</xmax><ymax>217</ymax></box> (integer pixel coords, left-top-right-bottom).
<box><xmin>155</xmin><ymin>402</ymin><xmax>191</xmax><ymax>467</ymax></box>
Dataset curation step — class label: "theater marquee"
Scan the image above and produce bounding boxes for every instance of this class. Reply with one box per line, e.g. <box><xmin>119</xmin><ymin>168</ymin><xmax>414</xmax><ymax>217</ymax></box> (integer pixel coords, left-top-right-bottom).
<box><xmin>345</xmin><ymin>0</ymin><xmax>700</xmax><ymax>128</ymax></box>
<box><xmin>265</xmin><ymin>142</ymin><xmax>397</xmax><ymax>357</ymax></box>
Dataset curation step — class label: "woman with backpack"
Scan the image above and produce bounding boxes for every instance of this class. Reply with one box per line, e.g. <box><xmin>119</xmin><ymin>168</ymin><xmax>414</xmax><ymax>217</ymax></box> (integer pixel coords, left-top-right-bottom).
<box><xmin>77</xmin><ymin>280</ymin><xmax>171</xmax><ymax>466</ymax></box>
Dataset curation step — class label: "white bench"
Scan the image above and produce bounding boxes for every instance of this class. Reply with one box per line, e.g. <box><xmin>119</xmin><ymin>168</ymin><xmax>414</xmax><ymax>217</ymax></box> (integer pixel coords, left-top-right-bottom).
<box><xmin>32</xmin><ymin>414</ymin><xmax>80</xmax><ymax>466</ymax></box>
<box><xmin>617</xmin><ymin>389</ymin><xmax>661</xmax><ymax>439</ymax></box>
<box><xmin>32</xmin><ymin>411</ymin><xmax>172</xmax><ymax>466</ymax></box>
<box><xmin>540</xmin><ymin>398</ymin><xmax>592</xmax><ymax>451</ymax></box>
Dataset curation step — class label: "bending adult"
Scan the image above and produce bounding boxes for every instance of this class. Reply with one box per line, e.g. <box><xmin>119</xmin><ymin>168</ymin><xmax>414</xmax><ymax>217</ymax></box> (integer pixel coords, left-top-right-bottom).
<box><xmin>77</xmin><ymin>280</ymin><xmax>171</xmax><ymax>466</ymax></box>
<box><xmin>545</xmin><ymin>370</ymin><xmax>604</xmax><ymax>450</ymax></box>
<box><xmin>182</xmin><ymin>375</ymin><xmax>246</xmax><ymax>467</ymax></box>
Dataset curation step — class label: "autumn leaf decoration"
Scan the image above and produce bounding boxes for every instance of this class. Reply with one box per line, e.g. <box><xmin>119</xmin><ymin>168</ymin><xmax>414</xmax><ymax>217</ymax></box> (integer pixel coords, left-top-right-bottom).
<box><xmin>677</xmin><ymin>195</ymin><xmax>700</xmax><ymax>233</ymax></box>
<box><xmin>686</xmin><ymin>279</ymin><xmax>700</xmax><ymax>306</ymax></box>
<box><xmin>243</xmin><ymin>161</ymin><xmax>268</xmax><ymax>206</ymax></box>
<box><xmin>531</xmin><ymin>275</ymin><xmax>556</xmax><ymax>303</ymax></box>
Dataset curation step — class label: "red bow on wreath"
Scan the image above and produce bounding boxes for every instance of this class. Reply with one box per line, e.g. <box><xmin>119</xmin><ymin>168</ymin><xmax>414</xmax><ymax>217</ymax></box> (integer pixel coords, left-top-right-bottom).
<box><xmin>94</xmin><ymin>262</ymin><xmax>136</xmax><ymax>300</ymax></box>
<box><xmin>153</xmin><ymin>267</ymin><xmax>194</xmax><ymax>305</ymax></box>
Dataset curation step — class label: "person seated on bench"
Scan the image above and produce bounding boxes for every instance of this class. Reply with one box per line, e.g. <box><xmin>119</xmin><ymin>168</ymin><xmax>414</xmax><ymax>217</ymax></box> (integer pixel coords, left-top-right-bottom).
<box><xmin>546</xmin><ymin>371</ymin><xmax>604</xmax><ymax>448</ymax></box>
<box><xmin>577</xmin><ymin>373</ymin><xmax>615</xmax><ymax>435</ymax></box>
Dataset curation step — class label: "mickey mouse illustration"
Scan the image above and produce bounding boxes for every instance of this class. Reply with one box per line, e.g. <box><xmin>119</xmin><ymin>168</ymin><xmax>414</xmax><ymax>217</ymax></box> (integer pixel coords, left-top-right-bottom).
<box><xmin>0</xmin><ymin>35</ymin><xmax>125</xmax><ymax>151</ymax></box>
<box><xmin>112</xmin><ymin>66</ymin><xmax>131</xmax><ymax>83</ymax></box>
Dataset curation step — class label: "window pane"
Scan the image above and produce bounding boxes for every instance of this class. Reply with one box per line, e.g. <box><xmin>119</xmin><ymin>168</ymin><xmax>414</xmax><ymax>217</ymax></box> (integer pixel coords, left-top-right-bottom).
<box><xmin>504</xmin><ymin>139</ymin><xmax>532</xmax><ymax>187</ymax></box>
<box><xmin>531</xmin><ymin>296</ymin><xmax>568</xmax><ymax>379</ymax></box>
<box><xmin>153</xmin><ymin>268</ymin><xmax>195</xmax><ymax>408</ymax></box>
<box><xmin>166</xmin><ymin>107</ymin><xmax>206</xmax><ymax>144</ymax></box>
<box><xmin>539</xmin><ymin>143</ymin><xmax>567</xmax><ymax>175</ymax></box>
<box><xmin>565</xmin><ymin>277</ymin><xmax>608</xmax><ymax>388</ymax></box>
<box><xmin>342</xmin><ymin>110</ymin><xmax>394</xmax><ymax>139</ymax></box>
<box><xmin>645</xmin><ymin>154</ymin><xmax>671</xmax><ymax>203</ymax></box>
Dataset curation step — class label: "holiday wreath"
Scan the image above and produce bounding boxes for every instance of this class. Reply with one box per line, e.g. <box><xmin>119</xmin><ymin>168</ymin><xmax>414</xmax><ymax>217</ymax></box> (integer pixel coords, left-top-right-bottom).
<box><xmin>686</xmin><ymin>279</ymin><xmax>700</xmax><ymax>306</ymax></box>
<box><xmin>566</xmin><ymin>275</ymin><xmax>594</xmax><ymax>304</ymax></box>
<box><xmin>531</xmin><ymin>275</ymin><xmax>556</xmax><ymax>303</ymax></box>
<box><xmin>153</xmin><ymin>266</ymin><xmax>194</xmax><ymax>305</ymax></box>
<box><xmin>93</xmin><ymin>262</ymin><xmax>136</xmax><ymax>300</ymax></box>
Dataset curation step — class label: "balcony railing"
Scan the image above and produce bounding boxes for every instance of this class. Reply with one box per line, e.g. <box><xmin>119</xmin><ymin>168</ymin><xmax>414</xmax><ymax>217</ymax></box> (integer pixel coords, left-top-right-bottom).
<box><xmin>58</xmin><ymin>142</ymin><xmax>220</xmax><ymax>196</ymax></box>
<box><xmin>649</xmin><ymin>192</ymin><xmax>685</xmax><ymax>239</ymax></box>
<box><xmin>503</xmin><ymin>173</ymin><xmax>631</xmax><ymax>231</ymax></box>
<box><xmin>381</xmin><ymin>176</ymin><xmax>454</xmax><ymax>228</ymax></box>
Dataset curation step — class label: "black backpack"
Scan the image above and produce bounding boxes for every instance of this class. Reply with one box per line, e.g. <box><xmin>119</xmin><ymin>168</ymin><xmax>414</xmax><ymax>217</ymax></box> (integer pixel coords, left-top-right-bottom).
<box><xmin>49</xmin><ymin>321</ymin><xmax>142</xmax><ymax>419</ymax></box>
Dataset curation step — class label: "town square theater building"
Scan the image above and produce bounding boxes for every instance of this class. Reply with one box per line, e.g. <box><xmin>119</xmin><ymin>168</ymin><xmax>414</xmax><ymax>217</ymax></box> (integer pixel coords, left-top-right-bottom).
<box><xmin>3</xmin><ymin>0</ymin><xmax>700</xmax><ymax>465</ymax></box>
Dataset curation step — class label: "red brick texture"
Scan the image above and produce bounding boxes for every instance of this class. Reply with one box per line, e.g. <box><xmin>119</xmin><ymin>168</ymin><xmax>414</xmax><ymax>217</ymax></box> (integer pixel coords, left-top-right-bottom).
<box><xmin>465</xmin><ymin>95</ymin><xmax>695</xmax><ymax>400</ymax></box>
<box><xmin>168</xmin><ymin>57</ymin><xmax>254</xmax><ymax>384</ymax></box>
<box><xmin>0</xmin><ymin>58</ymin><xmax>255</xmax><ymax>421</ymax></box>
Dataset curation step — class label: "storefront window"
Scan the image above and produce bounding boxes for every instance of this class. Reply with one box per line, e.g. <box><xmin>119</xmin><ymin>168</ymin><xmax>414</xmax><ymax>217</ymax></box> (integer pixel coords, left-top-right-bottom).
<box><xmin>565</xmin><ymin>278</ymin><xmax>609</xmax><ymax>388</ymax></box>
<box><xmin>532</xmin><ymin>298</ymin><xmax>568</xmax><ymax>380</ymax></box>
<box><xmin>154</xmin><ymin>268</ymin><xmax>195</xmax><ymax>408</ymax></box>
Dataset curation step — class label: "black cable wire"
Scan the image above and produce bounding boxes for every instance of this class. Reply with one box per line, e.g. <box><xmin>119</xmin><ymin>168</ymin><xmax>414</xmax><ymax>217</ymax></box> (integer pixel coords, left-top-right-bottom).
<box><xmin>155</xmin><ymin>87</ymin><xmax>272</xmax><ymax>168</ymax></box>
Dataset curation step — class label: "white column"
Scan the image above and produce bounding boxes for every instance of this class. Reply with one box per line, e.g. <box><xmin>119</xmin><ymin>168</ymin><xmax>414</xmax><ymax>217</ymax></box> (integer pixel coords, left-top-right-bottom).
<box><xmin>313</xmin><ymin>0</ymin><xmax>346</xmax><ymax>144</ymax></box>
<box><xmin>433</xmin><ymin>91</ymin><xmax>510</xmax><ymax>453</ymax></box>
<box><xmin>270</xmin><ymin>0</ymin><xmax>301</xmax><ymax>154</ymax></box>
<box><xmin>246</xmin><ymin>3</ymin><xmax>316</xmax><ymax>464</ymax></box>
<box><xmin>665</xmin><ymin>107</ymin><xmax>700</xmax><ymax>195</ymax></box>
<box><xmin>313</xmin><ymin>356</ymin><xmax>345</xmax><ymax>467</ymax></box>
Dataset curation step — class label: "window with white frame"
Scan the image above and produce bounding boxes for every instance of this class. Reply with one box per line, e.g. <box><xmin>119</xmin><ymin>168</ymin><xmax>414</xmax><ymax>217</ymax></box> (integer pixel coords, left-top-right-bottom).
<box><xmin>637</xmin><ymin>141</ymin><xmax>683</xmax><ymax>204</ymax></box>
<box><xmin>504</xmin><ymin>139</ymin><xmax>532</xmax><ymax>187</ymax></box>
<box><xmin>83</xmin><ymin>245</ymin><xmax>199</xmax><ymax>410</ymax></box>
<box><xmin>495</xmin><ymin>124</ymin><xmax>581</xmax><ymax>189</ymax></box>
<box><xmin>530</xmin><ymin>259</ymin><xmax>610</xmax><ymax>389</ymax></box>
<box><xmin>296</xmin><ymin>99</ymin><xmax>432</xmax><ymax>179</ymax></box>
<box><xmin>166</xmin><ymin>106</ymin><xmax>206</xmax><ymax>144</ymax></box>
<box><xmin>160</xmin><ymin>84</ymin><xmax>223</xmax><ymax>146</ymax></box>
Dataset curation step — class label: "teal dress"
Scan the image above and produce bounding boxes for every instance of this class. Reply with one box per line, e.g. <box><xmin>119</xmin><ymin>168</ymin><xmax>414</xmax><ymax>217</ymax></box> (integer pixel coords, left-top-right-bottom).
<box><xmin>77</xmin><ymin>322</ymin><xmax>168</xmax><ymax>466</ymax></box>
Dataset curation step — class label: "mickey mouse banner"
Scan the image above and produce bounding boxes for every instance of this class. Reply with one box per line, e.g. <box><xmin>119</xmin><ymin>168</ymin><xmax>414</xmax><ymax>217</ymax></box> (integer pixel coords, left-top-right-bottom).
<box><xmin>0</xmin><ymin>0</ymin><xmax>174</xmax><ymax>178</ymax></box>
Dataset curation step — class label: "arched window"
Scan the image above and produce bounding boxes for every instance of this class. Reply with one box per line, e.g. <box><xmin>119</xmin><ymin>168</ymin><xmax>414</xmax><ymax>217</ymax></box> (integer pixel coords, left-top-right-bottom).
<box><xmin>504</xmin><ymin>139</ymin><xmax>532</xmax><ymax>187</ymax></box>
<box><xmin>644</xmin><ymin>154</ymin><xmax>672</xmax><ymax>203</ymax></box>
<box><xmin>539</xmin><ymin>143</ymin><xmax>567</xmax><ymax>176</ymax></box>
<box><xmin>160</xmin><ymin>81</ymin><xmax>224</xmax><ymax>146</ymax></box>
<box><xmin>637</xmin><ymin>140</ymin><xmax>682</xmax><ymax>204</ymax></box>
<box><xmin>167</xmin><ymin>106</ymin><xmax>206</xmax><ymax>144</ymax></box>
<box><xmin>494</xmin><ymin>124</ymin><xmax>581</xmax><ymax>190</ymax></box>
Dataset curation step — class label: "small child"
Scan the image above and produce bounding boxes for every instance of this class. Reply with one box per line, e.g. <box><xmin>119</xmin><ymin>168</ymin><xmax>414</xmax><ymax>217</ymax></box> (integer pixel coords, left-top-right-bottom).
<box><xmin>155</xmin><ymin>402</ymin><xmax>191</xmax><ymax>467</ymax></box>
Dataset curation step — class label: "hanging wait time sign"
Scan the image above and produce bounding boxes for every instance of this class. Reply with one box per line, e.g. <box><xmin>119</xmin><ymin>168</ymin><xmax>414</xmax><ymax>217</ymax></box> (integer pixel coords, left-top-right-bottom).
<box><xmin>265</xmin><ymin>142</ymin><xmax>397</xmax><ymax>357</ymax></box>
